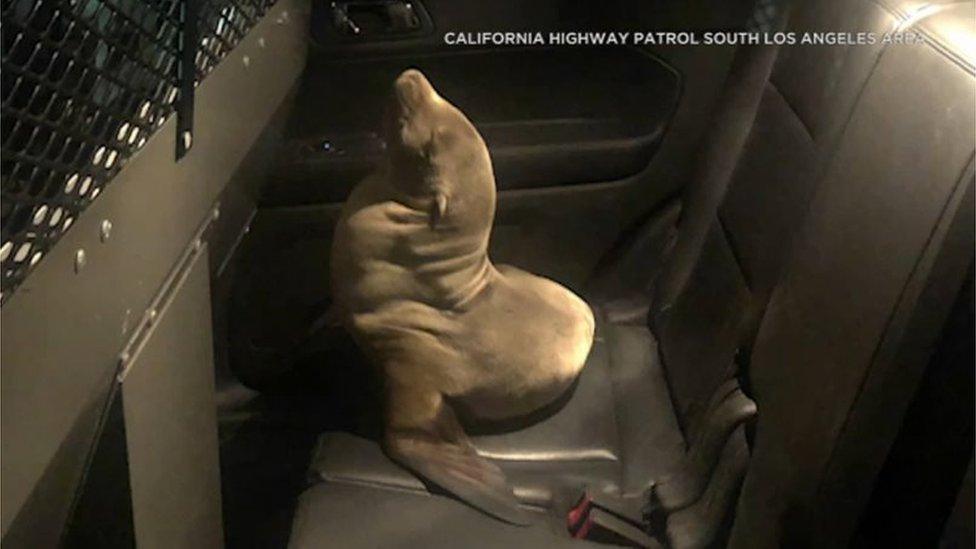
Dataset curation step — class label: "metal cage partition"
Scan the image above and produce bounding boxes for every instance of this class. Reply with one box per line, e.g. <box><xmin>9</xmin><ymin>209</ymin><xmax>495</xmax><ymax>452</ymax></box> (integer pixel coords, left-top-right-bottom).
<box><xmin>0</xmin><ymin>0</ymin><xmax>277</xmax><ymax>304</ymax></box>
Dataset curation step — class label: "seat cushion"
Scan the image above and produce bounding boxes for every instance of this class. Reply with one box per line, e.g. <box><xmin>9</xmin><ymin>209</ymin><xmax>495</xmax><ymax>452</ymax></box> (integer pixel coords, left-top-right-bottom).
<box><xmin>303</xmin><ymin>319</ymin><xmax>685</xmax><ymax>508</ymax></box>
<box><xmin>607</xmin><ymin>323</ymin><xmax>686</xmax><ymax>493</ymax></box>
<box><xmin>475</xmin><ymin>319</ymin><xmax>621</xmax><ymax>463</ymax></box>
<box><xmin>288</xmin><ymin>482</ymin><xmax>607</xmax><ymax>549</ymax></box>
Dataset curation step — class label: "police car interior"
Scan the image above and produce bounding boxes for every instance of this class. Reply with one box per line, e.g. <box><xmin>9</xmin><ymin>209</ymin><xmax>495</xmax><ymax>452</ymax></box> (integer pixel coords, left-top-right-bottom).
<box><xmin>1</xmin><ymin>0</ymin><xmax>974</xmax><ymax>548</ymax></box>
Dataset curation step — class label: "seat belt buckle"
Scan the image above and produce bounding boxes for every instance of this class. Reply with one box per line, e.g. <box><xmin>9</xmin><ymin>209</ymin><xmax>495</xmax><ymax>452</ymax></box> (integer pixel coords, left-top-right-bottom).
<box><xmin>566</xmin><ymin>493</ymin><xmax>594</xmax><ymax>537</ymax></box>
<box><xmin>566</xmin><ymin>491</ymin><xmax>661</xmax><ymax>548</ymax></box>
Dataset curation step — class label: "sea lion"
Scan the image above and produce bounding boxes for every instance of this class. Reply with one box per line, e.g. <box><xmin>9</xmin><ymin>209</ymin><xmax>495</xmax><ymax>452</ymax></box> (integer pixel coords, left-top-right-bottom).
<box><xmin>330</xmin><ymin>69</ymin><xmax>595</xmax><ymax>524</ymax></box>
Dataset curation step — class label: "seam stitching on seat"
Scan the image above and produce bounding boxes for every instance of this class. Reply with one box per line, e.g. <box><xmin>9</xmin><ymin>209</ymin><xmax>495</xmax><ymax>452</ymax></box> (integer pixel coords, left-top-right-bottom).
<box><xmin>716</xmin><ymin>214</ymin><xmax>754</xmax><ymax>292</ymax></box>
<box><xmin>870</xmin><ymin>0</ymin><xmax>975</xmax><ymax>74</ymax></box>
<box><xmin>817</xmin><ymin>153</ymin><xmax>976</xmax><ymax>502</ymax></box>
<box><xmin>767</xmin><ymin>81</ymin><xmax>816</xmax><ymax>140</ymax></box>
<box><xmin>320</xmin><ymin>474</ymin><xmax>429</xmax><ymax>496</ymax></box>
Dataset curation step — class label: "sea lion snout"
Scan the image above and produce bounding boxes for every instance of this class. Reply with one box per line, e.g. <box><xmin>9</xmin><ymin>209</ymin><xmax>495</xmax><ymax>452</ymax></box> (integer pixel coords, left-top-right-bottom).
<box><xmin>386</xmin><ymin>69</ymin><xmax>442</xmax><ymax>162</ymax></box>
<box><xmin>394</xmin><ymin>69</ymin><xmax>440</xmax><ymax>113</ymax></box>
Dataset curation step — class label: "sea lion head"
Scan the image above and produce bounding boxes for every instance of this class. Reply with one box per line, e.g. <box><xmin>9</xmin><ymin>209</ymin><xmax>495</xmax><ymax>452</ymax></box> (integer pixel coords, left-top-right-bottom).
<box><xmin>384</xmin><ymin>69</ymin><xmax>495</xmax><ymax>228</ymax></box>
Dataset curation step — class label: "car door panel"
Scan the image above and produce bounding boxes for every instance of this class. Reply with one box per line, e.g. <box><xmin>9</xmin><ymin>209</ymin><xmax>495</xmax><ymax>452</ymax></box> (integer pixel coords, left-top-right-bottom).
<box><xmin>228</xmin><ymin>0</ymin><xmax>753</xmax><ymax>385</ymax></box>
<box><xmin>267</xmin><ymin>47</ymin><xmax>680</xmax><ymax>205</ymax></box>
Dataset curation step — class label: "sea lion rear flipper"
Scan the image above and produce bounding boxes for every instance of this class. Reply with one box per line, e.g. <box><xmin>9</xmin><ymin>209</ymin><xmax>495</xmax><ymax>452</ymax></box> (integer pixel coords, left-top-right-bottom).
<box><xmin>386</xmin><ymin>430</ymin><xmax>531</xmax><ymax>525</ymax></box>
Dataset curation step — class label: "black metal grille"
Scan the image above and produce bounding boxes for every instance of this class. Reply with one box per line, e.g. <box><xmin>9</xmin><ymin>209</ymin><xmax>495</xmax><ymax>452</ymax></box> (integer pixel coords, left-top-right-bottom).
<box><xmin>1</xmin><ymin>0</ymin><xmax>277</xmax><ymax>303</ymax></box>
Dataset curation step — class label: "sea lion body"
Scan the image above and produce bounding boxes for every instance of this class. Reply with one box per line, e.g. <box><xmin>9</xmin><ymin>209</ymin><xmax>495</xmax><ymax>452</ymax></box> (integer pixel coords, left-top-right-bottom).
<box><xmin>330</xmin><ymin>69</ymin><xmax>594</xmax><ymax>523</ymax></box>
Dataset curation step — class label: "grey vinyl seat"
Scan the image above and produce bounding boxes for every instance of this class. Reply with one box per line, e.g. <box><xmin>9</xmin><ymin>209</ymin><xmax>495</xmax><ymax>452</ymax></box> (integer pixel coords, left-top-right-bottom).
<box><xmin>288</xmin><ymin>1</ymin><xmax>976</xmax><ymax>547</ymax></box>
<box><xmin>302</xmin><ymin>320</ymin><xmax>684</xmax><ymax>510</ymax></box>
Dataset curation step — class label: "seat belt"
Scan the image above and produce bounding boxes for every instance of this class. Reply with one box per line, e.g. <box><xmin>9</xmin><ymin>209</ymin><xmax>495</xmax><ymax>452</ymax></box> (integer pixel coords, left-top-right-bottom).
<box><xmin>650</xmin><ymin>2</ymin><xmax>793</xmax><ymax>327</ymax></box>
<box><xmin>568</xmin><ymin>3</ymin><xmax>794</xmax><ymax>546</ymax></box>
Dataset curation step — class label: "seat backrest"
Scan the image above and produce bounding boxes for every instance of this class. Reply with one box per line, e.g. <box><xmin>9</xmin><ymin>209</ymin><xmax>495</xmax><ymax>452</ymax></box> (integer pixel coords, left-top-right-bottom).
<box><xmin>649</xmin><ymin>0</ymin><xmax>890</xmax><ymax>437</ymax></box>
<box><xmin>728</xmin><ymin>2</ymin><xmax>976</xmax><ymax>545</ymax></box>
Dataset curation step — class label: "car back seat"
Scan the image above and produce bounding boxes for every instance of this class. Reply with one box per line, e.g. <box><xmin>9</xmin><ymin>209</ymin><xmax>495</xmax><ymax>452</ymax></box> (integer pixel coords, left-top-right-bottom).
<box><xmin>651</xmin><ymin>0</ymin><xmax>892</xmax><ymax>436</ymax></box>
<box><xmin>288</xmin><ymin>1</ymin><xmax>975</xmax><ymax>547</ymax></box>
<box><xmin>729</xmin><ymin>2</ymin><xmax>976</xmax><ymax>545</ymax></box>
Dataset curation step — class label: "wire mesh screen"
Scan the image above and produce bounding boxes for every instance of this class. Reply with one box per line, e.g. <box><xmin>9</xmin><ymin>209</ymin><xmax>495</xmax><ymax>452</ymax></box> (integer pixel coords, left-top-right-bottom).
<box><xmin>1</xmin><ymin>0</ymin><xmax>277</xmax><ymax>303</ymax></box>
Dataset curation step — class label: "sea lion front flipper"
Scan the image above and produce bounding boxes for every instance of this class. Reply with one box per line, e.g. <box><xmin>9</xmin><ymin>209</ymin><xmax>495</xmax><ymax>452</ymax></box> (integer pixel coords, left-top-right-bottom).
<box><xmin>386</xmin><ymin>429</ymin><xmax>532</xmax><ymax>525</ymax></box>
<box><xmin>383</xmin><ymin>384</ymin><xmax>530</xmax><ymax>525</ymax></box>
